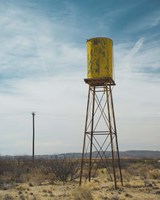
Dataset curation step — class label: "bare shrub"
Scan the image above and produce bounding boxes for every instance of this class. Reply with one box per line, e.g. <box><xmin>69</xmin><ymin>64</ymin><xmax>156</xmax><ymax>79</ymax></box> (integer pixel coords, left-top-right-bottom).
<box><xmin>50</xmin><ymin>156</ymin><xmax>79</xmax><ymax>182</ymax></box>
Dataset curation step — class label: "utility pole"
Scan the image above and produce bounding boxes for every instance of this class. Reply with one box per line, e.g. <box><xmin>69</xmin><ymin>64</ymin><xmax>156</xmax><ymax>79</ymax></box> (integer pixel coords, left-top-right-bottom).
<box><xmin>32</xmin><ymin>112</ymin><xmax>35</xmax><ymax>162</ymax></box>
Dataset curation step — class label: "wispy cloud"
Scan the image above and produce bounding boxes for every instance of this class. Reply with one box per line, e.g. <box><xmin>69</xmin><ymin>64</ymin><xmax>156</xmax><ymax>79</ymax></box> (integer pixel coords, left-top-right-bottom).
<box><xmin>0</xmin><ymin>1</ymin><xmax>85</xmax><ymax>80</ymax></box>
<box><xmin>149</xmin><ymin>11</ymin><xmax>160</xmax><ymax>27</ymax></box>
<box><xmin>113</xmin><ymin>35</ymin><xmax>160</xmax><ymax>150</ymax></box>
<box><xmin>114</xmin><ymin>36</ymin><xmax>160</xmax><ymax>80</ymax></box>
<box><xmin>121</xmin><ymin>37</ymin><xmax>145</xmax><ymax>69</ymax></box>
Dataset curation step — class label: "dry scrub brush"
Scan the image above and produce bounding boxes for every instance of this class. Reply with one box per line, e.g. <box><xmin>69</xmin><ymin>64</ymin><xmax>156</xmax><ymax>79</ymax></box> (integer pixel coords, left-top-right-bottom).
<box><xmin>0</xmin><ymin>155</ymin><xmax>80</xmax><ymax>187</ymax></box>
<box><xmin>49</xmin><ymin>156</ymin><xmax>80</xmax><ymax>183</ymax></box>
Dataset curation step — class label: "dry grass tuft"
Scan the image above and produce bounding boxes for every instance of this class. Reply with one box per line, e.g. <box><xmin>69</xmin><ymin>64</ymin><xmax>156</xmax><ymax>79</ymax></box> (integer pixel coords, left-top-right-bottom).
<box><xmin>110</xmin><ymin>193</ymin><xmax>120</xmax><ymax>200</ymax></box>
<box><xmin>73</xmin><ymin>186</ymin><xmax>94</xmax><ymax>200</ymax></box>
<box><xmin>149</xmin><ymin>169</ymin><xmax>160</xmax><ymax>179</ymax></box>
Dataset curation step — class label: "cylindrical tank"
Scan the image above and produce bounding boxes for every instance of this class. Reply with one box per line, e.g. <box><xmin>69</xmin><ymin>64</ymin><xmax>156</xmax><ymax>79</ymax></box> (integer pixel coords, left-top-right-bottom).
<box><xmin>87</xmin><ymin>37</ymin><xmax>113</xmax><ymax>79</ymax></box>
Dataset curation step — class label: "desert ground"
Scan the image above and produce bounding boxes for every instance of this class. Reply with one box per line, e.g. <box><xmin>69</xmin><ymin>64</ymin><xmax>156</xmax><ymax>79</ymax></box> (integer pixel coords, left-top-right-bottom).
<box><xmin>0</xmin><ymin>157</ymin><xmax>160</xmax><ymax>200</ymax></box>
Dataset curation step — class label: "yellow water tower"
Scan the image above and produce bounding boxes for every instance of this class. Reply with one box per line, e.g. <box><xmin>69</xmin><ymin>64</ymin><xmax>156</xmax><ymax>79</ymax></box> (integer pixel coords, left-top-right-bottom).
<box><xmin>87</xmin><ymin>37</ymin><xmax>113</xmax><ymax>79</ymax></box>
<box><xmin>79</xmin><ymin>37</ymin><xmax>123</xmax><ymax>189</ymax></box>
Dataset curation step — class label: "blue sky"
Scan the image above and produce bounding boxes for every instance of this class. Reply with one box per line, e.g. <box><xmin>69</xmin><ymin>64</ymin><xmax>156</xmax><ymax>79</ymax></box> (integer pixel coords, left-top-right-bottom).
<box><xmin>0</xmin><ymin>0</ymin><xmax>159</xmax><ymax>155</ymax></box>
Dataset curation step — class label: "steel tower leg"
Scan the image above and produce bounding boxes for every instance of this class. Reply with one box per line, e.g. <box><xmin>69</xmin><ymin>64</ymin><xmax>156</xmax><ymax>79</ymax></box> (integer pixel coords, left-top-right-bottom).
<box><xmin>109</xmin><ymin>85</ymin><xmax>123</xmax><ymax>186</ymax></box>
<box><xmin>106</xmin><ymin>85</ymin><xmax>117</xmax><ymax>189</ymax></box>
<box><xmin>89</xmin><ymin>86</ymin><xmax>95</xmax><ymax>181</ymax></box>
<box><xmin>79</xmin><ymin>86</ymin><xmax>91</xmax><ymax>185</ymax></box>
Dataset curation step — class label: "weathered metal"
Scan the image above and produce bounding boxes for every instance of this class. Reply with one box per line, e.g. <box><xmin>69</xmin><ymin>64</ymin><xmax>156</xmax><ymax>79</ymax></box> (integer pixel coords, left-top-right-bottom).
<box><xmin>87</xmin><ymin>37</ymin><xmax>113</xmax><ymax>79</ymax></box>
